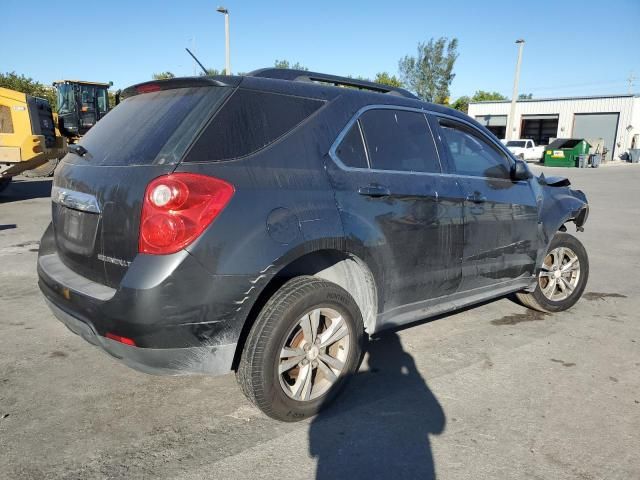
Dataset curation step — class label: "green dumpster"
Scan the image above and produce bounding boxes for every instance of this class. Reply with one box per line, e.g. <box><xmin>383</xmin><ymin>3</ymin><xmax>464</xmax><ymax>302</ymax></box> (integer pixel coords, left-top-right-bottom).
<box><xmin>544</xmin><ymin>138</ymin><xmax>591</xmax><ymax>167</ymax></box>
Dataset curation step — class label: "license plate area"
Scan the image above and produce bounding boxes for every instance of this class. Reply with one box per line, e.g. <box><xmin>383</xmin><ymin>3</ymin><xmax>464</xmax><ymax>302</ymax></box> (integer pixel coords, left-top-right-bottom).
<box><xmin>53</xmin><ymin>204</ymin><xmax>100</xmax><ymax>256</ymax></box>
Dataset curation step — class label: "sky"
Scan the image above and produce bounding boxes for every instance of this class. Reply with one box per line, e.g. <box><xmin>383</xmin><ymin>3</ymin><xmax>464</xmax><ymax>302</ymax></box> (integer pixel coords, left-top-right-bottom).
<box><xmin>4</xmin><ymin>0</ymin><xmax>639</xmax><ymax>99</ymax></box>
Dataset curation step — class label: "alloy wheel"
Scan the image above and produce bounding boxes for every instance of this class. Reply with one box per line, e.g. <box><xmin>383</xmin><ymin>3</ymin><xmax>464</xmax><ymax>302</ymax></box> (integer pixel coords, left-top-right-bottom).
<box><xmin>538</xmin><ymin>246</ymin><xmax>581</xmax><ymax>302</ymax></box>
<box><xmin>278</xmin><ymin>307</ymin><xmax>351</xmax><ymax>401</ymax></box>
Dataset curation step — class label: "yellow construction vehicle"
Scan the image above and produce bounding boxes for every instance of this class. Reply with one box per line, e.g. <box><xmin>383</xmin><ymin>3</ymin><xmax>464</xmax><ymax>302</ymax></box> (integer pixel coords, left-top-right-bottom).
<box><xmin>0</xmin><ymin>80</ymin><xmax>111</xmax><ymax>192</ymax></box>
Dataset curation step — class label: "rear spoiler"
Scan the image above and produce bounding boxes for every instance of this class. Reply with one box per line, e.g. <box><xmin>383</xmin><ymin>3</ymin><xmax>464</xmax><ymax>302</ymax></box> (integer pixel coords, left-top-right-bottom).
<box><xmin>120</xmin><ymin>76</ymin><xmax>241</xmax><ymax>100</ymax></box>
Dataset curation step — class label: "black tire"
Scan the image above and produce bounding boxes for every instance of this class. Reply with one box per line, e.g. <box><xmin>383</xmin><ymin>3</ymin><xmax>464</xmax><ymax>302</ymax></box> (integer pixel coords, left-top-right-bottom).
<box><xmin>516</xmin><ymin>232</ymin><xmax>589</xmax><ymax>313</ymax></box>
<box><xmin>0</xmin><ymin>177</ymin><xmax>12</xmax><ymax>194</ymax></box>
<box><xmin>23</xmin><ymin>159</ymin><xmax>59</xmax><ymax>178</ymax></box>
<box><xmin>237</xmin><ymin>276</ymin><xmax>365</xmax><ymax>422</ymax></box>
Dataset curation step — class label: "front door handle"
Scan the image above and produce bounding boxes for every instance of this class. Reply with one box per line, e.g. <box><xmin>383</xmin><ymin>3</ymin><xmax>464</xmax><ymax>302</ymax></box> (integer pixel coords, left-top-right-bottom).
<box><xmin>358</xmin><ymin>184</ymin><xmax>391</xmax><ymax>198</ymax></box>
<box><xmin>466</xmin><ymin>192</ymin><xmax>487</xmax><ymax>203</ymax></box>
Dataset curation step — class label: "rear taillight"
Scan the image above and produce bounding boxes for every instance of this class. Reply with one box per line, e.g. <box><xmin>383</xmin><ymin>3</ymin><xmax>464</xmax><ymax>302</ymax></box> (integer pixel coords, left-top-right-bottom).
<box><xmin>105</xmin><ymin>332</ymin><xmax>136</xmax><ymax>346</ymax></box>
<box><xmin>139</xmin><ymin>173</ymin><xmax>234</xmax><ymax>255</ymax></box>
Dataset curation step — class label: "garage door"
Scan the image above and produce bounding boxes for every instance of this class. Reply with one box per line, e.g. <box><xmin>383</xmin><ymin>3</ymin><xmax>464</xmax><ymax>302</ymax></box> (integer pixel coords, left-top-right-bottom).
<box><xmin>521</xmin><ymin>115</ymin><xmax>559</xmax><ymax>146</ymax></box>
<box><xmin>573</xmin><ymin>113</ymin><xmax>619</xmax><ymax>161</ymax></box>
<box><xmin>475</xmin><ymin>115</ymin><xmax>507</xmax><ymax>140</ymax></box>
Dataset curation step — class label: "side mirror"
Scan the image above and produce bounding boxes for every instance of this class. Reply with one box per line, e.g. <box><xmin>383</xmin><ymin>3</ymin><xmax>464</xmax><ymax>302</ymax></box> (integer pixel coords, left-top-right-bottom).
<box><xmin>511</xmin><ymin>159</ymin><xmax>530</xmax><ymax>181</ymax></box>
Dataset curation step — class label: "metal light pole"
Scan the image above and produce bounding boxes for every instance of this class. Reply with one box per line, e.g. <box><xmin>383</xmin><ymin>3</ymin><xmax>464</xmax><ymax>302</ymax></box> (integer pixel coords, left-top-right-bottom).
<box><xmin>216</xmin><ymin>6</ymin><xmax>231</xmax><ymax>75</ymax></box>
<box><xmin>507</xmin><ymin>39</ymin><xmax>525</xmax><ymax>140</ymax></box>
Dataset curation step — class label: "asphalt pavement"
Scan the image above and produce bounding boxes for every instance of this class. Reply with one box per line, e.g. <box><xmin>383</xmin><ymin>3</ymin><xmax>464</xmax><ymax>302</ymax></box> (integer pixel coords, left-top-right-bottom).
<box><xmin>1</xmin><ymin>164</ymin><xmax>638</xmax><ymax>479</ymax></box>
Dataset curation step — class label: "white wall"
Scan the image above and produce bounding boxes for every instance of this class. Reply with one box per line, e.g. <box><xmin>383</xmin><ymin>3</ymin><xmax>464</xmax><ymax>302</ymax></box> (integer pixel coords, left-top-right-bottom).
<box><xmin>468</xmin><ymin>96</ymin><xmax>637</xmax><ymax>159</ymax></box>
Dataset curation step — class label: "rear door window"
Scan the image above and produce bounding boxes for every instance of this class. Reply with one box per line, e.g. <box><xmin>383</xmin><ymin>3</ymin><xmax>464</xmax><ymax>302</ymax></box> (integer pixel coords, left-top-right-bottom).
<box><xmin>359</xmin><ymin>109</ymin><xmax>441</xmax><ymax>173</ymax></box>
<box><xmin>186</xmin><ymin>89</ymin><xmax>325</xmax><ymax>161</ymax></box>
<box><xmin>438</xmin><ymin>118</ymin><xmax>511</xmax><ymax>178</ymax></box>
<box><xmin>76</xmin><ymin>87</ymin><xmax>231</xmax><ymax>166</ymax></box>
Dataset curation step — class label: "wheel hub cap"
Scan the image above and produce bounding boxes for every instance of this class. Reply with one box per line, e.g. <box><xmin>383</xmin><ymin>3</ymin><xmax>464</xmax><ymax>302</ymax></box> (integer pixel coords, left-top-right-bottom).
<box><xmin>307</xmin><ymin>346</ymin><xmax>319</xmax><ymax>361</ymax></box>
<box><xmin>277</xmin><ymin>307</ymin><xmax>351</xmax><ymax>402</ymax></box>
<box><xmin>538</xmin><ymin>246</ymin><xmax>581</xmax><ymax>302</ymax></box>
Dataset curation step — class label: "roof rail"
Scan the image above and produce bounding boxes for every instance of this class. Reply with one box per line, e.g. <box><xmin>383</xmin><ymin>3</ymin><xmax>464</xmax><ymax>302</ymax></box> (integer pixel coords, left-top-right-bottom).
<box><xmin>247</xmin><ymin>68</ymin><xmax>418</xmax><ymax>100</ymax></box>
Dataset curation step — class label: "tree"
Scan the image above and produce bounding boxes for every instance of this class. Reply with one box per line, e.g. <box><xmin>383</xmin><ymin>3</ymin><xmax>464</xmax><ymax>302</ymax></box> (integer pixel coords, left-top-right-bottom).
<box><xmin>452</xmin><ymin>90</ymin><xmax>506</xmax><ymax>113</ymax></box>
<box><xmin>470</xmin><ymin>90</ymin><xmax>506</xmax><ymax>102</ymax></box>
<box><xmin>398</xmin><ymin>37</ymin><xmax>459</xmax><ymax>103</ymax></box>
<box><xmin>0</xmin><ymin>71</ymin><xmax>57</xmax><ymax>110</ymax></box>
<box><xmin>199</xmin><ymin>68</ymin><xmax>222</xmax><ymax>76</ymax></box>
<box><xmin>374</xmin><ymin>72</ymin><xmax>403</xmax><ymax>88</ymax></box>
<box><xmin>519</xmin><ymin>93</ymin><xmax>533</xmax><ymax>100</ymax></box>
<box><xmin>451</xmin><ymin>95</ymin><xmax>471</xmax><ymax>113</ymax></box>
<box><xmin>152</xmin><ymin>71</ymin><xmax>175</xmax><ymax>80</ymax></box>
<box><xmin>108</xmin><ymin>91</ymin><xmax>118</xmax><ymax>108</ymax></box>
<box><xmin>274</xmin><ymin>59</ymin><xmax>308</xmax><ymax>71</ymax></box>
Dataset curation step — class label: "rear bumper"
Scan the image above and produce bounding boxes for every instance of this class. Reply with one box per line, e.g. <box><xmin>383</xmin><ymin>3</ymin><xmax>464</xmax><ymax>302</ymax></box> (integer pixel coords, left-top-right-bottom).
<box><xmin>37</xmin><ymin>224</ymin><xmax>268</xmax><ymax>376</ymax></box>
<box><xmin>44</xmin><ymin>295</ymin><xmax>237</xmax><ymax>376</ymax></box>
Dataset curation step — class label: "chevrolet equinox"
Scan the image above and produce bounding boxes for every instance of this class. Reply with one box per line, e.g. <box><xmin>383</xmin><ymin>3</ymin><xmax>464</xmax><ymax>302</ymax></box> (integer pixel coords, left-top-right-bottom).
<box><xmin>38</xmin><ymin>69</ymin><xmax>589</xmax><ymax>421</ymax></box>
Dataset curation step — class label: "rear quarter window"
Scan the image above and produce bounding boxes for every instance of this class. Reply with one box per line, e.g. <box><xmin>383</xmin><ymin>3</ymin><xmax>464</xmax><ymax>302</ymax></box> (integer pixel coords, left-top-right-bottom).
<box><xmin>76</xmin><ymin>87</ymin><xmax>231</xmax><ymax>166</ymax></box>
<box><xmin>185</xmin><ymin>89</ymin><xmax>325</xmax><ymax>162</ymax></box>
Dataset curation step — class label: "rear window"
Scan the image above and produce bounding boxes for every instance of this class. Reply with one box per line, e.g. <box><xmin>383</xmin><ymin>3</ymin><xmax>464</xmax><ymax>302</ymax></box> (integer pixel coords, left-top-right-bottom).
<box><xmin>75</xmin><ymin>87</ymin><xmax>231</xmax><ymax>166</ymax></box>
<box><xmin>185</xmin><ymin>89</ymin><xmax>325</xmax><ymax>162</ymax></box>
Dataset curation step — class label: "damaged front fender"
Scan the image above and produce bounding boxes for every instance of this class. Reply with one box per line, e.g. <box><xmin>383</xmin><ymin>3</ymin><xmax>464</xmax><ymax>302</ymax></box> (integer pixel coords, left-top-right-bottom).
<box><xmin>531</xmin><ymin>173</ymin><xmax>589</xmax><ymax>270</ymax></box>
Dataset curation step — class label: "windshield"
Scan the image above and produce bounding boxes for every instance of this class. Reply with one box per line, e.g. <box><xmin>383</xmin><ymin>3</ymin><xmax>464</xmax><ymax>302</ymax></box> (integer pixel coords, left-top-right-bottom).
<box><xmin>75</xmin><ymin>87</ymin><xmax>231</xmax><ymax>166</ymax></box>
<box><xmin>56</xmin><ymin>84</ymin><xmax>75</xmax><ymax>114</ymax></box>
<box><xmin>506</xmin><ymin>140</ymin><xmax>526</xmax><ymax>147</ymax></box>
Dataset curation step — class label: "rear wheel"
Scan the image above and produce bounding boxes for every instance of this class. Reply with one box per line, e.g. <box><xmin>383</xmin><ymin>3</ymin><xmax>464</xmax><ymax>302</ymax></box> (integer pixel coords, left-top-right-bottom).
<box><xmin>0</xmin><ymin>177</ymin><xmax>12</xmax><ymax>193</ymax></box>
<box><xmin>516</xmin><ymin>232</ymin><xmax>589</xmax><ymax>312</ymax></box>
<box><xmin>237</xmin><ymin>276</ymin><xmax>365</xmax><ymax>421</ymax></box>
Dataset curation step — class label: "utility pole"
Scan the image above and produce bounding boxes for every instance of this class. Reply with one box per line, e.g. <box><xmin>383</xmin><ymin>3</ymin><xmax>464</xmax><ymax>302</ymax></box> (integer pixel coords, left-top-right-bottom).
<box><xmin>217</xmin><ymin>6</ymin><xmax>231</xmax><ymax>75</ymax></box>
<box><xmin>507</xmin><ymin>39</ymin><xmax>525</xmax><ymax>141</ymax></box>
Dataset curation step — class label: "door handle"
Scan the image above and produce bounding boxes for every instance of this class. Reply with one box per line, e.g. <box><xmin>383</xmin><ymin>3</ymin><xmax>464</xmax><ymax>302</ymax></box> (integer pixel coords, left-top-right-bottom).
<box><xmin>358</xmin><ymin>184</ymin><xmax>391</xmax><ymax>198</ymax></box>
<box><xmin>466</xmin><ymin>192</ymin><xmax>487</xmax><ymax>203</ymax></box>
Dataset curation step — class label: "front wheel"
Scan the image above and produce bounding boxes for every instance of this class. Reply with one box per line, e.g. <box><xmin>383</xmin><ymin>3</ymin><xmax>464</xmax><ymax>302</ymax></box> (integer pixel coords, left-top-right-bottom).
<box><xmin>237</xmin><ymin>276</ymin><xmax>365</xmax><ymax>421</ymax></box>
<box><xmin>516</xmin><ymin>232</ymin><xmax>589</xmax><ymax>312</ymax></box>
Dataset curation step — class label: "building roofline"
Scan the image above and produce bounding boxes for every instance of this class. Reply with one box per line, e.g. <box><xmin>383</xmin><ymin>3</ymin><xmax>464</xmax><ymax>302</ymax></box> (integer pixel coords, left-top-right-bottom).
<box><xmin>469</xmin><ymin>93</ymin><xmax>638</xmax><ymax>104</ymax></box>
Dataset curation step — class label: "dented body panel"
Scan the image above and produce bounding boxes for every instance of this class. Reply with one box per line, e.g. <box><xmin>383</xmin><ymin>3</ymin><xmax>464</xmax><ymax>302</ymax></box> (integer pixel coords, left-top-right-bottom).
<box><xmin>38</xmin><ymin>73</ymin><xmax>589</xmax><ymax>377</ymax></box>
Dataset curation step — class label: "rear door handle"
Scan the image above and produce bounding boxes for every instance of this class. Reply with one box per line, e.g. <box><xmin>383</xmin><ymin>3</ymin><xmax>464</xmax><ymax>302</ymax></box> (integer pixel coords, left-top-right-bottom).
<box><xmin>358</xmin><ymin>184</ymin><xmax>391</xmax><ymax>198</ymax></box>
<box><xmin>466</xmin><ymin>192</ymin><xmax>487</xmax><ymax>203</ymax></box>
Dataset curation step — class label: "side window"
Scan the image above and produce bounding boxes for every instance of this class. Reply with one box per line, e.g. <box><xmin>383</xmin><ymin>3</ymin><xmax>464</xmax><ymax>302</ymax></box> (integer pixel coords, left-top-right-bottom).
<box><xmin>438</xmin><ymin>119</ymin><xmax>511</xmax><ymax>178</ymax></box>
<box><xmin>359</xmin><ymin>109</ymin><xmax>441</xmax><ymax>173</ymax></box>
<box><xmin>336</xmin><ymin>122</ymin><xmax>368</xmax><ymax>169</ymax></box>
<box><xmin>186</xmin><ymin>89</ymin><xmax>325</xmax><ymax>161</ymax></box>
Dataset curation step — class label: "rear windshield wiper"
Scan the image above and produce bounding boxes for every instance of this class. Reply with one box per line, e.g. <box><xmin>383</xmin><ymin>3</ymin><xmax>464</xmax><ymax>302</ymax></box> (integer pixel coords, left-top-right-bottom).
<box><xmin>68</xmin><ymin>144</ymin><xmax>88</xmax><ymax>157</ymax></box>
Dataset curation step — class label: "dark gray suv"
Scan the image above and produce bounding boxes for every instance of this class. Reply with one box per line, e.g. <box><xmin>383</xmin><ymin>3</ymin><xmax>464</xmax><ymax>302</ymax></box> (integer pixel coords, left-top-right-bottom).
<box><xmin>38</xmin><ymin>69</ymin><xmax>589</xmax><ymax>421</ymax></box>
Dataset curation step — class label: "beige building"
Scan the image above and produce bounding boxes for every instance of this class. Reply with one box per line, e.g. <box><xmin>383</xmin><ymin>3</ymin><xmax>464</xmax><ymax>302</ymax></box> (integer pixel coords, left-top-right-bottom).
<box><xmin>468</xmin><ymin>94</ymin><xmax>640</xmax><ymax>161</ymax></box>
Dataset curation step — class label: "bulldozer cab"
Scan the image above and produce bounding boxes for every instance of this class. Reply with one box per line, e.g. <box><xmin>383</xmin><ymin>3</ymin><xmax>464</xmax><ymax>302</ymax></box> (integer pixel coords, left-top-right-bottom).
<box><xmin>54</xmin><ymin>80</ymin><xmax>110</xmax><ymax>139</ymax></box>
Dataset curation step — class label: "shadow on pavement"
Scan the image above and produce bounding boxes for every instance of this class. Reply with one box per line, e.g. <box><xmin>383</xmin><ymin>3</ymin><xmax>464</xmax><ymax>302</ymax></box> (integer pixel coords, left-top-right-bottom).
<box><xmin>0</xmin><ymin>179</ymin><xmax>52</xmax><ymax>203</ymax></box>
<box><xmin>309</xmin><ymin>332</ymin><xmax>445</xmax><ymax>480</ymax></box>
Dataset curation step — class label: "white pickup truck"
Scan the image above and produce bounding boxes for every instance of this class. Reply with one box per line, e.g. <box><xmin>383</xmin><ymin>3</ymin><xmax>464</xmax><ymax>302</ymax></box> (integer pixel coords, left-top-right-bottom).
<box><xmin>504</xmin><ymin>139</ymin><xmax>545</xmax><ymax>162</ymax></box>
